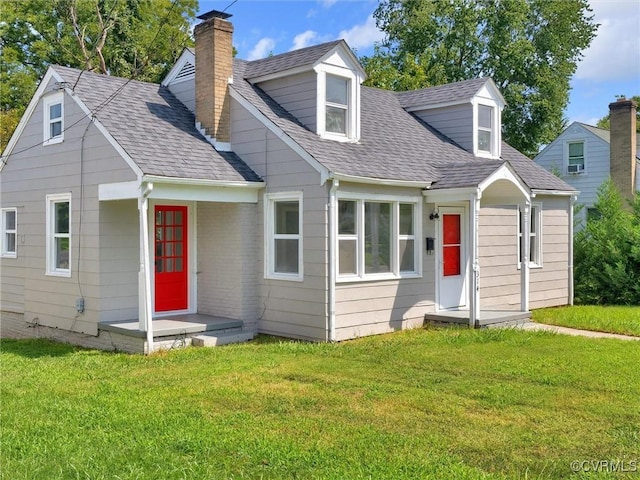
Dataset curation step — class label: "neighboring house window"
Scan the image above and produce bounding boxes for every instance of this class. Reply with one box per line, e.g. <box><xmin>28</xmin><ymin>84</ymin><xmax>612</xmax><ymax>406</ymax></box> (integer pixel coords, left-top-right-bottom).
<box><xmin>46</xmin><ymin>193</ymin><xmax>71</xmax><ymax>276</ymax></box>
<box><xmin>325</xmin><ymin>74</ymin><xmax>349</xmax><ymax>135</ymax></box>
<box><xmin>567</xmin><ymin>141</ymin><xmax>585</xmax><ymax>173</ymax></box>
<box><xmin>517</xmin><ymin>204</ymin><xmax>542</xmax><ymax>268</ymax></box>
<box><xmin>43</xmin><ymin>92</ymin><xmax>64</xmax><ymax>145</ymax></box>
<box><xmin>266</xmin><ymin>192</ymin><xmax>303</xmax><ymax>280</ymax></box>
<box><xmin>1</xmin><ymin>208</ymin><xmax>17</xmax><ymax>257</ymax></box>
<box><xmin>477</xmin><ymin>105</ymin><xmax>493</xmax><ymax>153</ymax></box>
<box><xmin>337</xmin><ymin>197</ymin><xmax>421</xmax><ymax>280</ymax></box>
<box><xmin>587</xmin><ymin>207</ymin><xmax>601</xmax><ymax>222</ymax></box>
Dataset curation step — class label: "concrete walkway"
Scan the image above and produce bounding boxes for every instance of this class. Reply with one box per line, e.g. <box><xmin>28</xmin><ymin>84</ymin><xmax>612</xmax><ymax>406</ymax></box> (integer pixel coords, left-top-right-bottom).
<box><xmin>520</xmin><ymin>322</ymin><xmax>640</xmax><ymax>341</ymax></box>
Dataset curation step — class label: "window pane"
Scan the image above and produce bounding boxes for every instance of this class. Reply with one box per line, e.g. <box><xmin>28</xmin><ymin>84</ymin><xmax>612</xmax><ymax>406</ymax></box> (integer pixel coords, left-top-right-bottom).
<box><xmin>6</xmin><ymin>233</ymin><xmax>16</xmax><ymax>253</ymax></box>
<box><xmin>399</xmin><ymin>204</ymin><xmax>413</xmax><ymax>235</ymax></box>
<box><xmin>365</xmin><ymin>202</ymin><xmax>391</xmax><ymax>274</ymax></box>
<box><xmin>55</xmin><ymin>202</ymin><xmax>69</xmax><ymax>234</ymax></box>
<box><xmin>5</xmin><ymin>211</ymin><xmax>15</xmax><ymax>230</ymax></box>
<box><xmin>275</xmin><ymin>239</ymin><xmax>299</xmax><ymax>273</ymax></box>
<box><xmin>399</xmin><ymin>239</ymin><xmax>415</xmax><ymax>272</ymax></box>
<box><xmin>339</xmin><ymin>239</ymin><xmax>357</xmax><ymax>275</ymax></box>
<box><xmin>326</xmin><ymin>106</ymin><xmax>346</xmax><ymax>134</ymax></box>
<box><xmin>530</xmin><ymin>207</ymin><xmax>537</xmax><ymax>233</ymax></box>
<box><xmin>56</xmin><ymin>237</ymin><xmax>69</xmax><ymax>269</ymax></box>
<box><xmin>568</xmin><ymin>142</ymin><xmax>583</xmax><ymax>157</ymax></box>
<box><xmin>478</xmin><ymin>105</ymin><xmax>492</xmax><ymax>129</ymax></box>
<box><xmin>326</xmin><ymin>75</ymin><xmax>348</xmax><ymax>105</ymax></box>
<box><xmin>50</xmin><ymin>103</ymin><xmax>61</xmax><ymax>120</ymax></box>
<box><xmin>443</xmin><ymin>245</ymin><xmax>461</xmax><ymax>276</ymax></box>
<box><xmin>50</xmin><ymin>121</ymin><xmax>62</xmax><ymax>138</ymax></box>
<box><xmin>478</xmin><ymin>130</ymin><xmax>491</xmax><ymax>152</ymax></box>
<box><xmin>529</xmin><ymin>236</ymin><xmax>536</xmax><ymax>263</ymax></box>
<box><xmin>338</xmin><ymin>200</ymin><xmax>356</xmax><ymax>234</ymax></box>
<box><xmin>275</xmin><ymin>201</ymin><xmax>299</xmax><ymax>234</ymax></box>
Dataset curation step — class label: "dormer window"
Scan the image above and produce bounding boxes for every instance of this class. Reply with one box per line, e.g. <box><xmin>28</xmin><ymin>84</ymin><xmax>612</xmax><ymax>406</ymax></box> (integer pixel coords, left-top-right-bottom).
<box><xmin>478</xmin><ymin>105</ymin><xmax>493</xmax><ymax>153</ymax></box>
<box><xmin>326</xmin><ymin>75</ymin><xmax>349</xmax><ymax>135</ymax></box>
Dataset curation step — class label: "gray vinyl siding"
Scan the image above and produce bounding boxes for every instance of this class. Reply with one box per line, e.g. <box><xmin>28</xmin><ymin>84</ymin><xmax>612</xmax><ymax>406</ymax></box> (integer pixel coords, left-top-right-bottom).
<box><xmin>412</xmin><ymin>104</ymin><xmax>474</xmax><ymax>153</ymax></box>
<box><xmin>333</xmin><ymin>185</ymin><xmax>435</xmax><ymax>341</ymax></box>
<box><xmin>196</xmin><ymin>202</ymin><xmax>257</xmax><ymax>330</ymax></box>
<box><xmin>257</xmin><ymin>72</ymin><xmax>317</xmax><ymax>132</ymax></box>
<box><xmin>530</xmin><ymin>196</ymin><xmax>570</xmax><ymax>308</ymax></box>
<box><xmin>534</xmin><ymin>123</ymin><xmax>610</xmax><ymax>226</ymax></box>
<box><xmin>0</xmin><ymin>79</ymin><xmax>137</xmax><ymax>335</ymax></box>
<box><xmin>231</xmin><ymin>97</ymin><xmax>327</xmax><ymax>341</ymax></box>
<box><xmin>167</xmin><ymin>79</ymin><xmax>195</xmax><ymax>113</ymax></box>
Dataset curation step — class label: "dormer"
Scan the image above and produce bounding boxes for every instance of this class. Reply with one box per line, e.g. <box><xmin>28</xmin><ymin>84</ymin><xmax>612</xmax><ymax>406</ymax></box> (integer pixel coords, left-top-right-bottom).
<box><xmin>243</xmin><ymin>40</ymin><xmax>366</xmax><ymax>143</ymax></box>
<box><xmin>398</xmin><ymin>78</ymin><xmax>506</xmax><ymax>159</ymax></box>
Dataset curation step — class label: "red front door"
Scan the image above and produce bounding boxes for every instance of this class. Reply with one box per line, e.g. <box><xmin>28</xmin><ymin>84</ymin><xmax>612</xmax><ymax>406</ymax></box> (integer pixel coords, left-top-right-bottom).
<box><xmin>154</xmin><ymin>205</ymin><xmax>188</xmax><ymax>312</ymax></box>
<box><xmin>442</xmin><ymin>214</ymin><xmax>461</xmax><ymax>277</ymax></box>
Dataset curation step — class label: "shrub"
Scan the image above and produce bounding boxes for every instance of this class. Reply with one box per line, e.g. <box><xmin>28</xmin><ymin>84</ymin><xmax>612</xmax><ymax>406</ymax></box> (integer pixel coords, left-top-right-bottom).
<box><xmin>573</xmin><ymin>179</ymin><xmax>640</xmax><ymax>304</ymax></box>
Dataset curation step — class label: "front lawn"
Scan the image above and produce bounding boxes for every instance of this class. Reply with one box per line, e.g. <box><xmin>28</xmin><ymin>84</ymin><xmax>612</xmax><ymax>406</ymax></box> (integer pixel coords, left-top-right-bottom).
<box><xmin>1</xmin><ymin>329</ymin><xmax>639</xmax><ymax>479</ymax></box>
<box><xmin>533</xmin><ymin>305</ymin><xmax>640</xmax><ymax>337</ymax></box>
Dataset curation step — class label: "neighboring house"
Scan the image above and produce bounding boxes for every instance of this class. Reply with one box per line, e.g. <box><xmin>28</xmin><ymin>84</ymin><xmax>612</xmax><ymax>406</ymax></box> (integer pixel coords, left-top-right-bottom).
<box><xmin>535</xmin><ymin>99</ymin><xmax>639</xmax><ymax>226</ymax></box>
<box><xmin>0</xmin><ymin>10</ymin><xmax>576</xmax><ymax>353</ymax></box>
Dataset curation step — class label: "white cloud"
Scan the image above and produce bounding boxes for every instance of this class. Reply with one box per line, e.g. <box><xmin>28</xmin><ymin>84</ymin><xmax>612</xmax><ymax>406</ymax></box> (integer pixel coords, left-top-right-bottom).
<box><xmin>337</xmin><ymin>15</ymin><xmax>384</xmax><ymax>50</ymax></box>
<box><xmin>575</xmin><ymin>0</ymin><xmax>640</xmax><ymax>82</ymax></box>
<box><xmin>321</xmin><ymin>0</ymin><xmax>337</xmax><ymax>8</ymax></box>
<box><xmin>291</xmin><ymin>30</ymin><xmax>318</xmax><ymax>51</ymax></box>
<box><xmin>247</xmin><ymin>37</ymin><xmax>276</xmax><ymax>61</ymax></box>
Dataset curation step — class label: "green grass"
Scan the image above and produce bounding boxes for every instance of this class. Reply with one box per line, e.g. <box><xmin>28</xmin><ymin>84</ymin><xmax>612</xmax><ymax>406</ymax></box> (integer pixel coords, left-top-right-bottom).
<box><xmin>533</xmin><ymin>306</ymin><xmax>640</xmax><ymax>337</ymax></box>
<box><xmin>2</xmin><ymin>329</ymin><xmax>639</xmax><ymax>479</ymax></box>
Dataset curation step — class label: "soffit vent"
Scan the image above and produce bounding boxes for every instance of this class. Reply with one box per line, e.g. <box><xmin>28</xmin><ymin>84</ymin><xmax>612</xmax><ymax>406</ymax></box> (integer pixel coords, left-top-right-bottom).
<box><xmin>175</xmin><ymin>61</ymin><xmax>195</xmax><ymax>81</ymax></box>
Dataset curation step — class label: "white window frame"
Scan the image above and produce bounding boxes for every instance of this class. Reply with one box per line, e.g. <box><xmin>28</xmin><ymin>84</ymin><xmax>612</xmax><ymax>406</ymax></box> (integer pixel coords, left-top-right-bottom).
<box><xmin>473</xmin><ymin>100</ymin><xmax>501</xmax><ymax>158</ymax></box>
<box><xmin>517</xmin><ymin>203</ymin><xmax>542</xmax><ymax>269</ymax></box>
<box><xmin>565</xmin><ymin>140</ymin><xmax>586</xmax><ymax>174</ymax></box>
<box><xmin>336</xmin><ymin>194</ymin><xmax>422</xmax><ymax>282</ymax></box>
<box><xmin>315</xmin><ymin>65</ymin><xmax>360</xmax><ymax>143</ymax></box>
<box><xmin>1</xmin><ymin>208</ymin><xmax>17</xmax><ymax>258</ymax></box>
<box><xmin>43</xmin><ymin>91</ymin><xmax>64</xmax><ymax>146</ymax></box>
<box><xmin>325</xmin><ymin>74</ymin><xmax>349</xmax><ymax>136</ymax></box>
<box><xmin>265</xmin><ymin>192</ymin><xmax>303</xmax><ymax>281</ymax></box>
<box><xmin>46</xmin><ymin>193</ymin><xmax>72</xmax><ymax>277</ymax></box>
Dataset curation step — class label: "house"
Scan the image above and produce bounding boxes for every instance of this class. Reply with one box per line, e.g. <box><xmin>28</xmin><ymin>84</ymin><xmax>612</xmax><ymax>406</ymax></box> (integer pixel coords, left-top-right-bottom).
<box><xmin>534</xmin><ymin>98</ymin><xmax>639</xmax><ymax>225</ymax></box>
<box><xmin>0</xmin><ymin>10</ymin><xmax>576</xmax><ymax>353</ymax></box>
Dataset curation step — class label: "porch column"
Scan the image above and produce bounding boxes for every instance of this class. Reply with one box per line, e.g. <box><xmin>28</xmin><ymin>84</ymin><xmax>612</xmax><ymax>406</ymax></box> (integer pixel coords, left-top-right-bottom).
<box><xmin>520</xmin><ymin>201</ymin><xmax>531</xmax><ymax>312</ymax></box>
<box><xmin>469</xmin><ymin>192</ymin><xmax>481</xmax><ymax>327</ymax></box>
<box><xmin>138</xmin><ymin>183</ymin><xmax>154</xmax><ymax>353</ymax></box>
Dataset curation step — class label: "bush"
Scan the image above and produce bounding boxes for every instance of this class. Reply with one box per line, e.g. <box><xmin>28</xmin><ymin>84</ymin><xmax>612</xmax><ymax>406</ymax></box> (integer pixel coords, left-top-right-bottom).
<box><xmin>573</xmin><ymin>179</ymin><xmax>640</xmax><ymax>304</ymax></box>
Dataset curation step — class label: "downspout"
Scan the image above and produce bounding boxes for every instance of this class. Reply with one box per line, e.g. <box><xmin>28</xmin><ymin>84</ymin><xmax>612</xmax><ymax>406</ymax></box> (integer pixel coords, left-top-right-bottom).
<box><xmin>469</xmin><ymin>190</ymin><xmax>481</xmax><ymax>328</ymax></box>
<box><xmin>328</xmin><ymin>178</ymin><xmax>339</xmax><ymax>342</ymax></box>
<box><xmin>520</xmin><ymin>200</ymin><xmax>531</xmax><ymax>312</ymax></box>
<box><xmin>569</xmin><ymin>194</ymin><xmax>576</xmax><ymax>305</ymax></box>
<box><xmin>138</xmin><ymin>182</ymin><xmax>154</xmax><ymax>353</ymax></box>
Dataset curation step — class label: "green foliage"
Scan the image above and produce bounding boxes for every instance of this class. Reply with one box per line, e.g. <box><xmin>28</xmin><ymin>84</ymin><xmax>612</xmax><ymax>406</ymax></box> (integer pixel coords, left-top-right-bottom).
<box><xmin>0</xmin><ymin>0</ymin><xmax>197</xmax><ymax>151</ymax></box>
<box><xmin>2</xmin><ymin>329</ymin><xmax>640</xmax><ymax>479</ymax></box>
<box><xmin>573</xmin><ymin>179</ymin><xmax>640</xmax><ymax>304</ymax></box>
<box><xmin>363</xmin><ymin>0</ymin><xmax>597</xmax><ymax>157</ymax></box>
<box><xmin>596</xmin><ymin>95</ymin><xmax>640</xmax><ymax>131</ymax></box>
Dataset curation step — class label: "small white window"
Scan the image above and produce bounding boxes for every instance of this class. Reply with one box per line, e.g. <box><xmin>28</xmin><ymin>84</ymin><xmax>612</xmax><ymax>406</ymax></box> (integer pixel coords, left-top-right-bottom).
<box><xmin>337</xmin><ymin>197</ymin><xmax>421</xmax><ymax>281</ymax></box>
<box><xmin>567</xmin><ymin>141</ymin><xmax>585</xmax><ymax>174</ymax></box>
<box><xmin>326</xmin><ymin>75</ymin><xmax>349</xmax><ymax>135</ymax></box>
<box><xmin>478</xmin><ymin>105</ymin><xmax>493</xmax><ymax>153</ymax></box>
<box><xmin>43</xmin><ymin>92</ymin><xmax>64</xmax><ymax>145</ymax></box>
<box><xmin>46</xmin><ymin>193</ymin><xmax>71</xmax><ymax>276</ymax></box>
<box><xmin>518</xmin><ymin>204</ymin><xmax>542</xmax><ymax>268</ymax></box>
<box><xmin>266</xmin><ymin>192</ymin><xmax>303</xmax><ymax>281</ymax></box>
<box><xmin>1</xmin><ymin>208</ymin><xmax>17</xmax><ymax>258</ymax></box>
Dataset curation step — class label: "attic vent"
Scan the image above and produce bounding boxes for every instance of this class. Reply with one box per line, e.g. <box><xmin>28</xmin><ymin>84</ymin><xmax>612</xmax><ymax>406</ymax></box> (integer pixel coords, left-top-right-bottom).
<box><xmin>175</xmin><ymin>61</ymin><xmax>195</xmax><ymax>80</ymax></box>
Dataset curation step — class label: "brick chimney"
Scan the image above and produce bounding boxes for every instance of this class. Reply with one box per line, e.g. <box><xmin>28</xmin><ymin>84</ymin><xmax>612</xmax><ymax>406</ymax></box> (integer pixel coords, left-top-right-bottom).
<box><xmin>609</xmin><ymin>97</ymin><xmax>637</xmax><ymax>200</ymax></box>
<box><xmin>194</xmin><ymin>10</ymin><xmax>234</xmax><ymax>149</ymax></box>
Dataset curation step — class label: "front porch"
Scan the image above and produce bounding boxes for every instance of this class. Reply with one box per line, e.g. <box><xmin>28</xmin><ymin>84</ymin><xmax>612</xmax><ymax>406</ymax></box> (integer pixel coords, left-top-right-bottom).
<box><xmin>99</xmin><ymin>313</ymin><xmax>254</xmax><ymax>352</ymax></box>
<box><xmin>424</xmin><ymin>310</ymin><xmax>531</xmax><ymax>328</ymax></box>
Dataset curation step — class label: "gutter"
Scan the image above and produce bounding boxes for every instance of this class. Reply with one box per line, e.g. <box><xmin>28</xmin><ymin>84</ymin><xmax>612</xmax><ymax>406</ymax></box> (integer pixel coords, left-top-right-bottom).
<box><xmin>331</xmin><ymin>172</ymin><xmax>432</xmax><ymax>189</ymax></box>
<box><xmin>142</xmin><ymin>175</ymin><xmax>264</xmax><ymax>189</ymax></box>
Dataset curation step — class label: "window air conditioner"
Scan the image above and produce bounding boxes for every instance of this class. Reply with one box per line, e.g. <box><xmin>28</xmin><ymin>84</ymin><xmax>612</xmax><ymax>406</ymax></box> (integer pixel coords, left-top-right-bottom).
<box><xmin>567</xmin><ymin>164</ymin><xmax>584</xmax><ymax>174</ymax></box>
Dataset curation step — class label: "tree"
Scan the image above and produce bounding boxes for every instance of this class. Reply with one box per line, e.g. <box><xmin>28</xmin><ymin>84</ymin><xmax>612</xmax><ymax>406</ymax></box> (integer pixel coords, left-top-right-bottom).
<box><xmin>0</xmin><ymin>0</ymin><xmax>197</xmax><ymax>150</ymax></box>
<box><xmin>362</xmin><ymin>0</ymin><xmax>597</xmax><ymax>157</ymax></box>
<box><xmin>573</xmin><ymin>179</ymin><xmax>640</xmax><ymax>305</ymax></box>
<box><xmin>596</xmin><ymin>95</ymin><xmax>640</xmax><ymax>132</ymax></box>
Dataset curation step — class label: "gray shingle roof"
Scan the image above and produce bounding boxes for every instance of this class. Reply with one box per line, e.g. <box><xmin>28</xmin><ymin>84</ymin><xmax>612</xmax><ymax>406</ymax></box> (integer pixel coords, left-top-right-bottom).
<box><xmin>396</xmin><ymin>77</ymin><xmax>489</xmax><ymax>109</ymax></box>
<box><xmin>53</xmin><ymin>65</ymin><xmax>261</xmax><ymax>183</ymax></box>
<box><xmin>501</xmin><ymin>142</ymin><xmax>573</xmax><ymax>191</ymax></box>
<box><xmin>243</xmin><ymin>40</ymin><xmax>344</xmax><ymax>79</ymax></box>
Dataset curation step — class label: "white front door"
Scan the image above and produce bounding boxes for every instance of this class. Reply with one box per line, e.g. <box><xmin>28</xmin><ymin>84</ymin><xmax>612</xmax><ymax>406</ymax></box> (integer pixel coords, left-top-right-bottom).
<box><xmin>438</xmin><ymin>206</ymin><xmax>468</xmax><ymax>310</ymax></box>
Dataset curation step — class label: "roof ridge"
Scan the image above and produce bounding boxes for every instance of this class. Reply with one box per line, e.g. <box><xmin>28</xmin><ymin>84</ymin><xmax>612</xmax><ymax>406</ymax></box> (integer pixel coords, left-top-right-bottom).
<box><xmin>243</xmin><ymin>39</ymin><xmax>343</xmax><ymax>65</ymax></box>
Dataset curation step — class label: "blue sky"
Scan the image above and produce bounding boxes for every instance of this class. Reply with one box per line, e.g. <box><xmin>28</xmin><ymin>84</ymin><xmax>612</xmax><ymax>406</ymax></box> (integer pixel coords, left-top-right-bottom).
<box><xmin>199</xmin><ymin>0</ymin><xmax>640</xmax><ymax>130</ymax></box>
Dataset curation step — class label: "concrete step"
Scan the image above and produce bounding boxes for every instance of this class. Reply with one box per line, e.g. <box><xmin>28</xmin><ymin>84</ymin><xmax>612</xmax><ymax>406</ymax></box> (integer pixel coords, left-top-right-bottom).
<box><xmin>191</xmin><ymin>331</ymin><xmax>254</xmax><ymax>347</ymax></box>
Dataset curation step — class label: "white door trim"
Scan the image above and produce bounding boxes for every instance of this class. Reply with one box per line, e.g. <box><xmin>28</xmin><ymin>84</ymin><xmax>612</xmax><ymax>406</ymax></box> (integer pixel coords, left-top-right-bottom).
<box><xmin>436</xmin><ymin>204</ymin><xmax>469</xmax><ymax>311</ymax></box>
